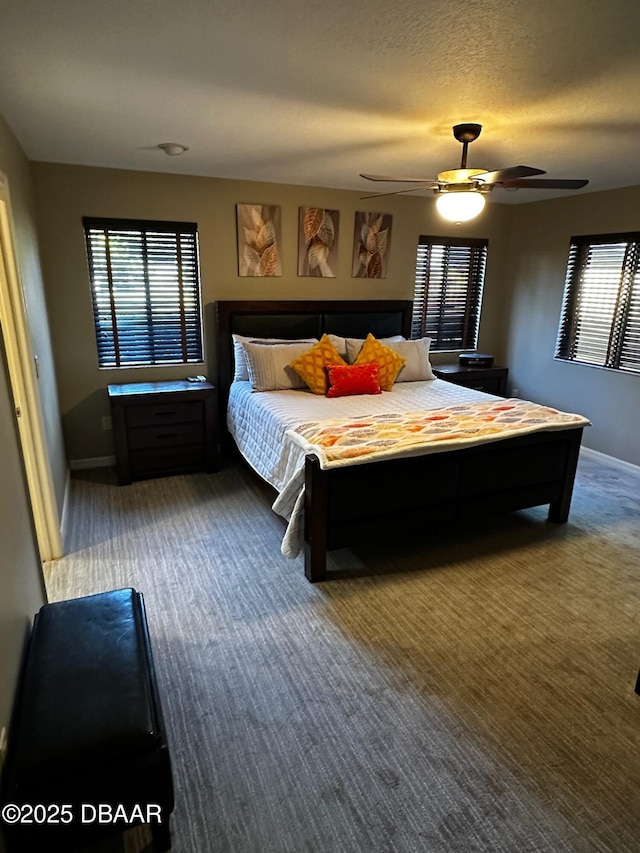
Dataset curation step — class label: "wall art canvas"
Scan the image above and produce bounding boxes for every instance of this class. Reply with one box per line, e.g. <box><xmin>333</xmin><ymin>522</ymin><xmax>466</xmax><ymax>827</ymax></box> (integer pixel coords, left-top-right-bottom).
<box><xmin>352</xmin><ymin>212</ymin><xmax>392</xmax><ymax>278</ymax></box>
<box><xmin>236</xmin><ymin>203</ymin><xmax>282</xmax><ymax>276</ymax></box>
<box><xmin>297</xmin><ymin>207</ymin><xmax>340</xmax><ymax>277</ymax></box>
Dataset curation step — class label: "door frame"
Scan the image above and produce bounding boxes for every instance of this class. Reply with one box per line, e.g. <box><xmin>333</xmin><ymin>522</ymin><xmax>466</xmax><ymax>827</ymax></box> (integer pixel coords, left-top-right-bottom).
<box><xmin>0</xmin><ymin>171</ymin><xmax>62</xmax><ymax>560</ymax></box>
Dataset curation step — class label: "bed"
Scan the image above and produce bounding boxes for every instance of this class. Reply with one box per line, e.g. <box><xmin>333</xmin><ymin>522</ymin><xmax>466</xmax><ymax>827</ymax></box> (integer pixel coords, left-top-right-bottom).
<box><xmin>216</xmin><ymin>300</ymin><xmax>587</xmax><ymax>582</ymax></box>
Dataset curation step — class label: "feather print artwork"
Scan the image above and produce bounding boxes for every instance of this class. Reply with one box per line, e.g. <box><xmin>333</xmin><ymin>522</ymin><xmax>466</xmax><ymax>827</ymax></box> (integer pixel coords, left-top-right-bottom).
<box><xmin>352</xmin><ymin>211</ymin><xmax>392</xmax><ymax>278</ymax></box>
<box><xmin>236</xmin><ymin>204</ymin><xmax>282</xmax><ymax>276</ymax></box>
<box><xmin>298</xmin><ymin>207</ymin><xmax>339</xmax><ymax>277</ymax></box>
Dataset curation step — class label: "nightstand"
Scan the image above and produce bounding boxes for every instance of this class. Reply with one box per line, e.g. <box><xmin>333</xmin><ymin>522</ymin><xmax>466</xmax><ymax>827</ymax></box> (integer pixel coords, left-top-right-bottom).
<box><xmin>432</xmin><ymin>363</ymin><xmax>508</xmax><ymax>396</ymax></box>
<box><xmin>108</xmin><ymin>380</ymin><xmax>218</xmax><ymax>485</ymax></box>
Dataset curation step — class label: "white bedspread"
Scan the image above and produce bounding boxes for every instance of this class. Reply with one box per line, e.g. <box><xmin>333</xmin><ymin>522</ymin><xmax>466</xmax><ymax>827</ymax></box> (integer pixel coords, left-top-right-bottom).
<box><xmin>227</xmin><ymin>378</ymin><xmax>500</xmax><ymax>557</ymax></box>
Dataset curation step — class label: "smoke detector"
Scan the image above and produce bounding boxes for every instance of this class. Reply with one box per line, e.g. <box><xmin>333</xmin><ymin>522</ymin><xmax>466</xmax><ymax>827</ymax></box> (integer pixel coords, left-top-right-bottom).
<box><xmin>157</xmin><ymin>142</ymin><xmax>189</xmax><ymax>156</ymax></box>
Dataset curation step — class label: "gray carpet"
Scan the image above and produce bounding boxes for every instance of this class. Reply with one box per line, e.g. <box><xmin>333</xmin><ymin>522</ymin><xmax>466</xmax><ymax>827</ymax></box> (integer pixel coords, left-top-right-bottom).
<box><xmin>44</xmin><ymin>452</ymin><xmax>640</xmax><ymax>852</ymax></box>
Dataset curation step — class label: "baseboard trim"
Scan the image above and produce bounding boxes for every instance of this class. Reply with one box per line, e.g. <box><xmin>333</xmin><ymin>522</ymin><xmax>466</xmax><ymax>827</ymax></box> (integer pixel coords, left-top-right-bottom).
<box><xmin>580</xmin><ymin>446</ymin><xmax>640</xmax><ymax>476</ymax></box>
<box><xmin>69</xmin><ymin>455</ymin><xmax>116</xmax><ymax>471</ymax></box>
<box><xmin>70</xmin><ymin>448</ymin><xmax>639</xmax><ymax>477</ymax></box>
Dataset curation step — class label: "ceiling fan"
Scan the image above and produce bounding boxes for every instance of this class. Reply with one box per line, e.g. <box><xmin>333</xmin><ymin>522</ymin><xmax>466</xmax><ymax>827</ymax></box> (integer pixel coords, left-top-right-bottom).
<box><xmin>360</xmin><ymin>124</ymin><xmax>589</xmax><ymax>222</ymax></box>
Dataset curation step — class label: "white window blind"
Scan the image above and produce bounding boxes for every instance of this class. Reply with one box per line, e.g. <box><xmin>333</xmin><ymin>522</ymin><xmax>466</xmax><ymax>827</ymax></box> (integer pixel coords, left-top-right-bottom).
<box><xmin>555</xmin><ymin>233</ymin><xmax>640</xmax><ymax>374</ymax></box>
<box><xmin>411</xmin><ymin>236</ymin><xmax>488</xmax><ymax>351</ymax></box>
<box><xmin>84</xmin><ymin>217</ymin><xmax>203</xmax><ymax>368</ymax></box>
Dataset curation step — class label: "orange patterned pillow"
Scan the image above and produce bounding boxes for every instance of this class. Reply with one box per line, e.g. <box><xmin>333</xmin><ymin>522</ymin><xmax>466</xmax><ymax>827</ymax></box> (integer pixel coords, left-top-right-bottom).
<box><xmin>354</xmin><ymin>333</ymin><xmax>406</xmax><ymax>391</ymax></box>
<box><xmin>326</xmin><ymin>362</ymin><xmax>382</xmax><ymax>397</ymax></box>
<box><xmin>289</xmin><ymin>334</ymin><xmax>347</xmax><ymax>394</ymax></box>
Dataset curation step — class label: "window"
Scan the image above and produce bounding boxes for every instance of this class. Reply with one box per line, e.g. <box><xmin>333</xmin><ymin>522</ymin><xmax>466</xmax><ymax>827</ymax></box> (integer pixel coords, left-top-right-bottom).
<box><xmin>556</xmin><ymin>232</ymin><xmax>640</xmax><ymax>374</ymax></box>
<box><xmin>411</xmin><ymin>235</ymin><xmax>488</xmax><ymax>350</ymax></box>
<box><xmin>84</xmin><ymin>217</ymin><xmax>203</xmax><ymax>368</ymax></box>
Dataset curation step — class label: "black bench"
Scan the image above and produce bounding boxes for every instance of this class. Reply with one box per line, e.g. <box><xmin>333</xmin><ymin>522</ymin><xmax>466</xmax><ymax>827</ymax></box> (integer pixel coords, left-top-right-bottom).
<box><xmin>1</xmin><ymin>588</ymin><xmax>174</xmax><ymax>852</ymax></box>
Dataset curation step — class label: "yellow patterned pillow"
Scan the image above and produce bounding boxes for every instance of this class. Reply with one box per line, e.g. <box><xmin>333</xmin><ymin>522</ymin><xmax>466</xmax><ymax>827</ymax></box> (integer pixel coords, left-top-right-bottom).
<box><xmin>354</xmin><ymin>333</ymin><xmax>406</xmax><ymax>391</ymax></box>
<box><xmin>289</xmin><ymin>334</ymin><xmax>347</xmax><ymax>394</ymax></box>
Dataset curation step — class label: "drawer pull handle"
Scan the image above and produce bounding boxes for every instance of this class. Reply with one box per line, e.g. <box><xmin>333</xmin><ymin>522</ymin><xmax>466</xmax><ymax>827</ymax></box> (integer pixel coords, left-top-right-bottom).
<box><xmin>155</xmin><ymin>410</ymin><xmax>177</xmax><ymax>417</ymax></box>
<box><xmin>158</xmin><ymin>433</ymin><xmax>179</xmax><ymax>440</ymax></box>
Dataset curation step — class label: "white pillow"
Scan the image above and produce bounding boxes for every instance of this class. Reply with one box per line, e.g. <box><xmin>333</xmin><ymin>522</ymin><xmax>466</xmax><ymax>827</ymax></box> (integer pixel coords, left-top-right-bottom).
<box><xmin>385</xmin><ymin>338</ymin><xmax>436</xmax><ymax>382</ymax></box>
<box><xmin>232</xmin><ymin>334</ymin><xmax>317</xmax><ymax>382</ymax></box>
<box><xmin>326</xmin><ymin>334</ymin><xmax>348</xmax><ymax>361</ymax></box>
<box><xmin>345</xmin><ymin>334</ymin><xmax>405</xmax><ymax>364</ymax></box>
<box><xmin>242</xmin><ymin>340</ymin><xmax>317</xmax><ymax>392</ymax></box>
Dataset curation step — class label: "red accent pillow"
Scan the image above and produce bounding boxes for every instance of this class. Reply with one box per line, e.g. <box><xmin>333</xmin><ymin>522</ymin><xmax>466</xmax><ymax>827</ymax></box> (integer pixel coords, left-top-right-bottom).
<box><xmin>326</xmin><ymin>362</ymin><xmax>382</xmax><ymax>397</ymax></box>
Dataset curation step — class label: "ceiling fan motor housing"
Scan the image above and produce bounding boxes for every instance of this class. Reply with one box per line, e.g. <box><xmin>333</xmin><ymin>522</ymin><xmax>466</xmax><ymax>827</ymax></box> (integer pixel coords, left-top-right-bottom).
<box><xmin>437</xmin><ymin>168</ymin><xmax>492</xmax><ymax>190</ymax></box>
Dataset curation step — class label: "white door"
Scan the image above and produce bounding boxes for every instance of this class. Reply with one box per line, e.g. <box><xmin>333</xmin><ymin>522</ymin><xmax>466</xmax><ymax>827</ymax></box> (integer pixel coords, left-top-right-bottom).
<box><xmin>0</xmin><ymin>174</ymin><xmax>62</xmax><ymax>561</ymax></box>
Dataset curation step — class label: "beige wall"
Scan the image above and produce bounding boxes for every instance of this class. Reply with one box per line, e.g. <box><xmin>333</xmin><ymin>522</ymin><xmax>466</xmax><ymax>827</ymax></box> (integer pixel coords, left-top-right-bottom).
<box><xmin>25</xmin><ymin>157</ymin><xmax>640</xmax><ymax>468</ymax></box>
<box><xmin>0</xmin><ymin>116</ymin><xmax>48</xmax><ymax>738</ymax></box>
<box><xmin>506</xmin><ymin>186</ymin><xmax>640</xmax><ymax>466</ymax></box>
<box><xmin>31</xmin><ymin>163</ymin><xmax>510</xmax><ymax>461</ymax></box>
<box><xmin>0</xmin><ymin>336</ymin><xmax>45</xmax><ymax>733</ymax></box>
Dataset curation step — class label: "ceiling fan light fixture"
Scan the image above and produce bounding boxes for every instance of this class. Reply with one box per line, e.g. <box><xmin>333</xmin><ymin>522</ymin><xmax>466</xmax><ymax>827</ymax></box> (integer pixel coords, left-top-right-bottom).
<box><xmin>435</xmin><ymin>190</ymin><xmax>486</xmax><ymax>223</ymax></box>
<box><xmin>157</xmin><ymin>142</ymin><xmax>189</xmax><ymax>156</ymax></box>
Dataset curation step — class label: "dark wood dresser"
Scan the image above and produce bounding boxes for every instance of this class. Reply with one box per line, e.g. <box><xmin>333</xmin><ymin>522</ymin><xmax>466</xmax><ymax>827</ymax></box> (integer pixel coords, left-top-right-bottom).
<box><xmin>432</xmin><ymin>363</ymin><xmax>508</xmax><ymax>396</ymax></box>
<box><xmin>108</xmin><ymin>380</ymin><xmax>218</xmax><ymax>485</ymax></box>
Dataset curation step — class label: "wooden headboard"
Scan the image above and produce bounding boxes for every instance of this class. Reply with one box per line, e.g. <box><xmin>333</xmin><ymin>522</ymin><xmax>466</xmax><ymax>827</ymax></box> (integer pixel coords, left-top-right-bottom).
<box><xmin>215</xmin><ymin>299</ymin><xmax>413</xmax><ymax>403</ymax></box>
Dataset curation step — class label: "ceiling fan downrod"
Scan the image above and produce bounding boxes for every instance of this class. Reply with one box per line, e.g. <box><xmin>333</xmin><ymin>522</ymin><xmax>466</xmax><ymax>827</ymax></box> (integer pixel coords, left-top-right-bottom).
<box><xmin>453</xmin><ymin>123</ymin><xmax>482</xmax><ymax>169</ymax></box>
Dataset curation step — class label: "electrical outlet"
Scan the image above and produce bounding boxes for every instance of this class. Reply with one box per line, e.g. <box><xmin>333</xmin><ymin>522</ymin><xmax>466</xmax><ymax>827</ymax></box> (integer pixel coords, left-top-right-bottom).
<box><xmin>101</xmin><ymin>416</ymin><xmax>112</xmax><ymax>431</ymax></box>
<box><xmin>512</xmin><ymin>388</ymin><xmax>519</xmax><ymax>397</ymax></box>
<box><xmin>0</xmin><ymin>726</ymin><xmax>8</xmax><ymax>769</ymax></box>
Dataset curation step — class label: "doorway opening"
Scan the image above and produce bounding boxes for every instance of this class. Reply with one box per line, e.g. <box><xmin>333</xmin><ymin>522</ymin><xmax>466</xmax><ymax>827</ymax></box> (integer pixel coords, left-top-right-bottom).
<box><xmin>0</xmin><ymin>174</ymin><xmax>62</xmax><ymax>560</ymax></box>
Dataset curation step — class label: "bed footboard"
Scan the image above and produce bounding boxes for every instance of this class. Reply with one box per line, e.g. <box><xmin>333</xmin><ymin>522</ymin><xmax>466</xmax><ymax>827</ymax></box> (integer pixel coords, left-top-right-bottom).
<box><xmin>303</xmin><ymin>427</ymin><xmax>584</xmax><ymax>582</ymax></box>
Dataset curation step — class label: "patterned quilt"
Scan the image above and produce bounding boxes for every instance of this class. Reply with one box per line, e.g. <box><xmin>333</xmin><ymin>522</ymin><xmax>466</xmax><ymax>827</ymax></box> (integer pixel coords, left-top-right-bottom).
<box><xmin>285</xmin><ymin>398</ymin><xmax>590</xmax><ymax>469</ymax></box>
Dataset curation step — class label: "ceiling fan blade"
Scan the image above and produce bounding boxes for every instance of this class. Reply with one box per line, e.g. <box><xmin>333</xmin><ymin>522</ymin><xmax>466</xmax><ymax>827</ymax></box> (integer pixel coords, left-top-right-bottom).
<box><xmin>360</xmin><ymin>173</ymin><xmax>439</xmax><ymax>183</ymax></box>
<box><xmin>500</xmin><ymin>178</ymin><xmax>589</xmax><ymax>189</ymax></box>
<box><xmin>360</xmin><ymin>184</ymin><xmax>439</xmax><ymax>199</ymax></box>
<box><xmin>473</xmin><ymin>165</ymin><xmax>546</xmax><ymax>184</ymax></box>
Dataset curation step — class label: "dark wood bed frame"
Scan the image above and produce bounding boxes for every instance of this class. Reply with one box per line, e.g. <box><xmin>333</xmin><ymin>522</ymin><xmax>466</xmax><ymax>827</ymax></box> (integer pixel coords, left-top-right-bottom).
<box><xmin>216</xmin><ymin>300</ymin><xmax>583</xmax><ymax>583</ymax></box>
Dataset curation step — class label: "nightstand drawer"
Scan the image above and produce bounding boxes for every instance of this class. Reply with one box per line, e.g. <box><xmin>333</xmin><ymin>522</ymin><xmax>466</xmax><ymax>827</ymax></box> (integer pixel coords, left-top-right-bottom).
<box><xmin>126</xmin><ymin>400</ymin><xmax>203</xmax><ymax>428</ymax></box>
<box><xmin>130</xmin><ymin>445</ymin><xmax>206</xmax><ymax>478</ymax></box>
<box><xmin>128</xmin><ymin>422</ymin><xmax>205</xmax><ymax>451</ymax></box>
<box><xmin>457</xmin><ymin>377</ymin><xmax>503</xmax><ymax>394</ymax></box>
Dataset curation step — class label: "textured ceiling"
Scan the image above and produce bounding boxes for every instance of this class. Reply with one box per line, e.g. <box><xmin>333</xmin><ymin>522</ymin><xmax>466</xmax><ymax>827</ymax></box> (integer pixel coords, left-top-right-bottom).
<box><xmin>1</xmin><ymin>0</ymin><xmax>640</xmax><ymax>203</ymax></box>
